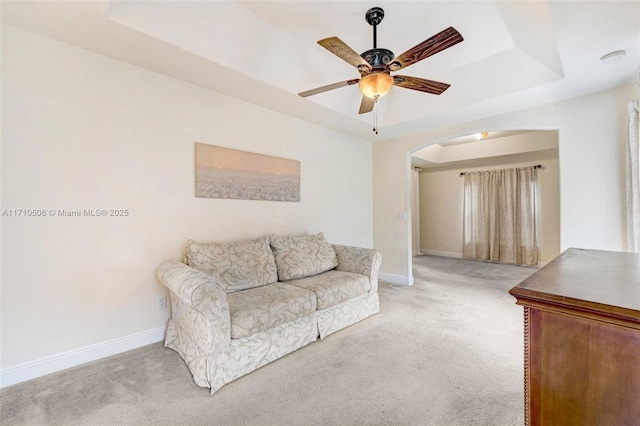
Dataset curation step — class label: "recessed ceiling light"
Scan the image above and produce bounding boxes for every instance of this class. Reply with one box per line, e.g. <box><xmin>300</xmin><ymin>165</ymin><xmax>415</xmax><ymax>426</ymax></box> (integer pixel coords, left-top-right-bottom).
<box><xmin>474</xmin><ymin>132</ymin><xmax>489</xmax><ymax>140</ymax></box>
<box><xmin>600</xmin><ymin>50</ymin><xmax>626</xmax><ymax>64</ymax></box>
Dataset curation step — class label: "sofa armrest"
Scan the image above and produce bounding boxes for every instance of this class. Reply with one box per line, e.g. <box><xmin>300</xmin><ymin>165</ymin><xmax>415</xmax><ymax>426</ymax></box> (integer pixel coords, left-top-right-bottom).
<box><xmin>332</xmin><ymin>245</ymin><xmax>382</xmax><ymax>293</ymax></box>
<box><xmin>157</xmin><ymin>260</ymin><xmax>231</xmax><ymax>353</ymax></box>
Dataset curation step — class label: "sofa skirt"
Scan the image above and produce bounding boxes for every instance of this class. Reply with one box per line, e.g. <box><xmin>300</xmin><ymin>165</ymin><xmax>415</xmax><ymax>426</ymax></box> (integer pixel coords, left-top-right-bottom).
<box><xmin>165</xmin><ymin>291</ymin><xmax>379</xmax><ymax>394</ymax></box>
<box><xmin>207</xmin><ymin>314</ymin><xmax>318</xmax><ymax>394</ymax></box>
<box><xmin>316</xmin><ymin>292</ymin><xmax>380</xmax><ymax>339</ymax></box>
<box><xmin>166</xmin><ymin>313</ymin><xmax>318</xmax><ymax>394</ymax></box>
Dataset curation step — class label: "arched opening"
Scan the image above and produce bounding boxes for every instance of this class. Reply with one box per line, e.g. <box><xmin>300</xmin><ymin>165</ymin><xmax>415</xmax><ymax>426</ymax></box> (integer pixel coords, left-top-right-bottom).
<box><xmin>408</xmin><ymin>129</ymin><xmax>561</xmax><ymax>280</ymax></box>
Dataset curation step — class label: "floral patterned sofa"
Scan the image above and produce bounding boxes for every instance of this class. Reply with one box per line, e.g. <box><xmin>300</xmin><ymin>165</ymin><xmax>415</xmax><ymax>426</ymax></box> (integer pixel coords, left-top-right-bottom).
<box><xmin>156</xmin><ymin>233</ymin><xmax>382</xmax><ymax>394</ymax></box>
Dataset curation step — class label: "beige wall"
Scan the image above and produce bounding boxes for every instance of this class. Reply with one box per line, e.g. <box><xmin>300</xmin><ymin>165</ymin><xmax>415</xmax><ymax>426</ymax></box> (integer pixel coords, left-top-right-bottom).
<box><xmin>374</xmin><ymin>84</ymin><xmax>639</xmax><ymax>283</ymax></box>
<box><xmin>418</xmin><ymin>153</ymin><xmax>561</xmax><ymax>264</ymax></box>
<box><xmin>1</xmin><ymin>25</ymin><xmax>373</xmax><ymax>381</ymax></box>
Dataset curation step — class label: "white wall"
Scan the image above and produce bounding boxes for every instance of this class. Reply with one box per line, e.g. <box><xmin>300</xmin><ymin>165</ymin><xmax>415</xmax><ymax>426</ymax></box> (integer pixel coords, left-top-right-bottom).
<box><xmin>419</xmin><ymin>154</ymin><xmax>561</xmax><ymax>264</ymax></box>
<box><xmin>374</xmin><ymin>84</ymin><xmax>638</xmax><ymax>283</ymax></box>
<box><xmin>0</xmin><ymin>25</ymin><xmax>373</xmax><ymax>385</ymax></box>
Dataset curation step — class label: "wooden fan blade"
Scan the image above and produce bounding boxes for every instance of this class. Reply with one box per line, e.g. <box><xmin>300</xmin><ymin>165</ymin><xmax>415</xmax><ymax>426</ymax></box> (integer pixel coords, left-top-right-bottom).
<box><xmin>359</xmin><ymin>96</ymin><xmax>375</xmax><ymax>114</ymax></box>
<box><xmin>298</xmin><ymin>78</ymin><xmax>360</xmax><ymax>98</ymax></box>
<box><xmin>393</xmin><ymin>75</ymin><xmax>450</xmax><ymax>95</ymax></box>
<box><xmin>318</xmin><ymin>37</ymin><xmax>372</xmax><ymax>72</ymax></box>
<box><xmin>387</xmin><ymin>27</ymin><xmax>463</xmax><ymax>71</ymax></box>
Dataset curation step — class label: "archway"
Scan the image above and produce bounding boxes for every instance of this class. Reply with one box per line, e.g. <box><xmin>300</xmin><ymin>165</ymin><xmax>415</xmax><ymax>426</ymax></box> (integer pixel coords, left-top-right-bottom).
<box><xmin>407</xmin><ymin>129</ymin><xmax>561</xmax><ymax>281</ymax></box>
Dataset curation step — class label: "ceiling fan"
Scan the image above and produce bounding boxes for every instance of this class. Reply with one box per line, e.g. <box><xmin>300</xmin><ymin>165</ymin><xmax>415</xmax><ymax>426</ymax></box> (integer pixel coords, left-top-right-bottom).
<box><xmin>298</xmin><ymin>7</ymin><xmax>464</xmax><ymax>127</ymax></box>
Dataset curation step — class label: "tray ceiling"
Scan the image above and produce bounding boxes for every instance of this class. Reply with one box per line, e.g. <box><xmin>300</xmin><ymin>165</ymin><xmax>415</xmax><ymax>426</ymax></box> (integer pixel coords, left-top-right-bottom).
<box><xmin>2</xmin><ymin>1</ymin><xmax>638</xmax><ymax>141</ymax></box>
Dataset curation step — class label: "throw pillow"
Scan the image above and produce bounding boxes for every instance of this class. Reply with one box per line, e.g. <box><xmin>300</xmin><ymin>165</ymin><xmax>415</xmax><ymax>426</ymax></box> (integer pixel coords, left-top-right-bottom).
<box><xmin>185</xmin><ymin>235</ymin><xmax>278</xmax><ymax>292</ymax></box>
<box><xmin>270</xmin><ymin>232</ymin><xmax>338</xmax><ymax>281</ymax></box>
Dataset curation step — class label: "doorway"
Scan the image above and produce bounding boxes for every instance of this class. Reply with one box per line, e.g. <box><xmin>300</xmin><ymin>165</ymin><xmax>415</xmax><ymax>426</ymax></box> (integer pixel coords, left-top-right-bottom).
<box><xmin>409</xmin><ymin>129</ymin><xmax>561</xmax><ymax>268</ymax></box>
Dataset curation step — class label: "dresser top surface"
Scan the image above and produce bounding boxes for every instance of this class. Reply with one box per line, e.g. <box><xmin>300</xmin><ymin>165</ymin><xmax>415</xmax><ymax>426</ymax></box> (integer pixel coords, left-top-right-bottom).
<box><xmin>510</xmin><ymin>248</ymin><xmax>640</xmax><ymax>315</ymax></box>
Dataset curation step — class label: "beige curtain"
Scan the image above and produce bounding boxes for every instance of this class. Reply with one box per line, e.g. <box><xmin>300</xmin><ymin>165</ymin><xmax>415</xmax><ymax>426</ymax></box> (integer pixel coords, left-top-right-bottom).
<box><xmin>627</xmin><ymin>100</ymin><xmax>640</xmax><ymax>253</ymax></box>
<box><xmin>463</xmin><ymin>166</ymin><xmax>539</xmax><ymax>266</ymax></box>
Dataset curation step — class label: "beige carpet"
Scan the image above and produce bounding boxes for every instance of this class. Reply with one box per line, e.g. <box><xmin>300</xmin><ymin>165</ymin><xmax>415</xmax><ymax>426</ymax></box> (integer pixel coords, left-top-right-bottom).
<box><xmin>0</xmin><ymin>255</ymin><xmax>536</xmax><ymax>425</ymax></box>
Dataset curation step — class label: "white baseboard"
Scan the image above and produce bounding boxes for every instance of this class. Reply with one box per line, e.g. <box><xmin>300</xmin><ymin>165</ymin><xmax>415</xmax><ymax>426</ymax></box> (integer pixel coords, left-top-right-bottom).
<box><xmin>421</xmin><ymin>250</ymin><xmax>545</xmax><ymax>268</ymax></box>
<box><xmin>0</xmin><ymin>325</ymin><xmax>167</xmax><ymax>388</ymax></box>
<box><xmin>420</xmin><ymin>249</ymin><xmax>463</xmax><ymax>259</ymax></box>
<box><xmin>379</xmin><ymin>271</ymin><xmax>414</xmax><ymax>286</ymax></box>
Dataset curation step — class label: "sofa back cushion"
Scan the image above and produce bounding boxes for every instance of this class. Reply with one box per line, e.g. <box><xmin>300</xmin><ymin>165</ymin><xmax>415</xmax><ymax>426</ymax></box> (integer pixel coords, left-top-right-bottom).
<box><xmin>185</xmin><ymin>235</ymin><xmax>278</xmax><ymax>292</ymax></box>
<box><xmin>270</xmin><ymin>232</ymin><xmax>338</xmax><ymax>281</ymax></box>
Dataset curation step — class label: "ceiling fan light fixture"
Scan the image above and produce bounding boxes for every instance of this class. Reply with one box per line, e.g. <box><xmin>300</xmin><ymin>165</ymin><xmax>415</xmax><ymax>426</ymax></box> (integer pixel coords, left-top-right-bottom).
<box><xmin>359</xmin><ymin>72</ymin><xmax>393</xmax><ymax>99</ymax></box>
<box><xmin>298</xmin><ymin>7</ymin><xmax>464</xmax><ymax>132</ymax></box>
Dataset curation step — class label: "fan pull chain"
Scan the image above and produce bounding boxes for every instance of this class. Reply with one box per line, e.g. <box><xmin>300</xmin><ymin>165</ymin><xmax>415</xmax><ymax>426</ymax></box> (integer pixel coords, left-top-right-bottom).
<box><xmin>373</xmin><ymin>96</ymin><xmax>379</xmax><ymax>134</ymax></box>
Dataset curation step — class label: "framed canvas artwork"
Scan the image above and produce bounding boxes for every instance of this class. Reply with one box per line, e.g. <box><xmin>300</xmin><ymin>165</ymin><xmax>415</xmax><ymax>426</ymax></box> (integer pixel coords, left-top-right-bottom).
<box><xmin>195</xmin><ymin>143</ymin><xmax>300</xmax><ymax>202</ymax></box>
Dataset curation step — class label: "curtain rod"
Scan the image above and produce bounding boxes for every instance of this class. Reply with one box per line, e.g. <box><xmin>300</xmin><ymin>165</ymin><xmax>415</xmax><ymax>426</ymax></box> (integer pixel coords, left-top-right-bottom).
<box><xmin>459</xmin><ymin>164</ymin><xmax>542</xmax><ymax>177</ymax></box>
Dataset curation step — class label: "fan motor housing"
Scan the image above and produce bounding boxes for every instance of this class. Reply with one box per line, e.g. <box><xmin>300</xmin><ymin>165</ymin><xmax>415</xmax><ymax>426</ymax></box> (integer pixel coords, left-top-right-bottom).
<box><xmin>361</xmin><ymin>48</ymin><xmax>395</xmax><ymax>70</ymax></box>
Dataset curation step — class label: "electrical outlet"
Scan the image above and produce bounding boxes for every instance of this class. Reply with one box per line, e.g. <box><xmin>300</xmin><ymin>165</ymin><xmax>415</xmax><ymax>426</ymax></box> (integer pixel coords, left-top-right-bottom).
<box><xmin>158</xmin><ymin>295</ymin><xmax>168</xmax><ymax>310</ymax></box>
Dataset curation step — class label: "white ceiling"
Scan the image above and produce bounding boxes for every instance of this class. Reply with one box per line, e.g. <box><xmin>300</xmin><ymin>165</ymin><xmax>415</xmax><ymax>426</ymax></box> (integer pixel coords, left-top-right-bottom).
<box><xmin>411</xmin><ymin>129</ymin><xmax>558</xmax><ymax>169</ymax></box>
<box><xmin>1</xmin><ymin>1</ymin><xmax>639</xmax><ymax>142</ymax></box>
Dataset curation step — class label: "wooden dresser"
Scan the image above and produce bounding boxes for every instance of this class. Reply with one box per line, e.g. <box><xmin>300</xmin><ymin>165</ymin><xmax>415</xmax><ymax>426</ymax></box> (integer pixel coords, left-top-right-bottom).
<box><xmin>509</xmin><ymin>248</ymin><xmax>640</xmax><ymax>426</ymax></box>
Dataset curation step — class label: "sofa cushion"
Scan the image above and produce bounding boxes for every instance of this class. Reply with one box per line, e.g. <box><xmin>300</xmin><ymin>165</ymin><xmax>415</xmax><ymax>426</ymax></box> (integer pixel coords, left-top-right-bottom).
<box><xmin>226</xmin><ymin>282</ymin><xmax>316</xmax><ymax>339</ymax></box>
<box><xmin>270</xmin><ymin>232</ymin><xmax>338</xmax><ymax>281</ymax></box>
<box><xmin>285</xmin><ymin>270</ymin><xmax>370</xmax><ymax>310</ymax></box>
<box><xmin>185</xmin><ymin>235</ymin><xmax>278</xmax><ymax>293</ymax></box>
